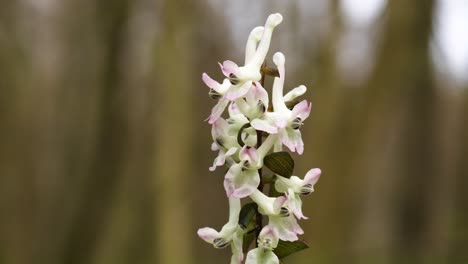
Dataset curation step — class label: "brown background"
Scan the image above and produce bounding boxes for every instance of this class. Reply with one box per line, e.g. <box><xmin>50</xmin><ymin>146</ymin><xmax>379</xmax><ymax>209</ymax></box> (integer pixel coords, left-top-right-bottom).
<box><xmin>0</xmin><ymin>0</ymin><xmax>467</xmax><ymax>263</ymax></box>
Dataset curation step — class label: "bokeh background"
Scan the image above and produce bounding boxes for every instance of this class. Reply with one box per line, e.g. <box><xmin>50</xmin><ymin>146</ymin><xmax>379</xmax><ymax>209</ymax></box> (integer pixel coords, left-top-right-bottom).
<box><xmin>1</xmin><ymin>0</ymin><xmax>468</xmax><ymax>263</ymax></box>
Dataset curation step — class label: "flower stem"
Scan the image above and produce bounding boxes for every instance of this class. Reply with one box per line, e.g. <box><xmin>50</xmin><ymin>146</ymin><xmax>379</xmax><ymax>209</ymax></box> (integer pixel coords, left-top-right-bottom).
<box><xmin>255</xmin><ymin>62</ymin><xmax>267</xmax><ymax>244</ymax></box>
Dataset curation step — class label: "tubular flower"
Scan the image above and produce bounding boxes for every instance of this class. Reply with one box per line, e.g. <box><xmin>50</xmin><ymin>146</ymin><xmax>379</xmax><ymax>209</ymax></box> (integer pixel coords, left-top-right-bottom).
<box><xmin>197</xmin><ymin>197</ymin><xmax>245</xmax><ymax>263</ymax></box>
<box><xmin>210</xmin><ymin>114</ymin><xmax>257</xmax><ymax>172</ymax></box>
<box><xmin>224</xmin><ymin>135</ymin><xmax>277</xmax><ymax>198</ymax></box>
<box><xmin>275</xmin><ymin>168</ymin><xmax>322</xmax><ymax>219</ymax></box>
<box><xmin>245</xmin><ymin>225</ymin><xmax>280</xmax><ymax>264</ymax></box>
<box><xmin>203</xmin><ymin>13</ymin><xmax>283</xmax><ymax>124</ymax></box>
<box><xmin>199</xmin><ymin>12</ymin><xmax>322</xmax><ymax>263</ymax></box>
<box><xmin>251</xmin><ymin>52</ymin><xmax>312</xmax><ymax>154</ymax></box>
<box><xmin>249</xmin><ymin>189</ymin><xmax>304</xmax><ymax>241</ymax></box>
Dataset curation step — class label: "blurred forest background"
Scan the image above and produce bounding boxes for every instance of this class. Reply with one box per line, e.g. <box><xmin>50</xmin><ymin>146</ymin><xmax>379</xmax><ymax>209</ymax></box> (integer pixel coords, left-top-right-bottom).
<box><xmin>1</xmin><ymin>0</ymin><xmax>468</xmax><ymax>263</ymax></box>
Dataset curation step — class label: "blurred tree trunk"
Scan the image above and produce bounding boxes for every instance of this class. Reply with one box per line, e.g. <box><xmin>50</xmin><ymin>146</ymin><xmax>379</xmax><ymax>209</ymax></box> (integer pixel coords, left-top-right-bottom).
<box><xmin>153</xmin><ymin>0</ymin><xmax>200</xmax><ymax>263</ymax></box>
<box><xmin>353</xmin><ymin>1</ymin><xmax>435</xmax><ymax>263</ymax></box>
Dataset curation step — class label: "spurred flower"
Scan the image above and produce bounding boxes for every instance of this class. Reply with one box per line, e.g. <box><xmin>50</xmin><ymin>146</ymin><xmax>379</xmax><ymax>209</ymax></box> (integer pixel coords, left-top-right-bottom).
<box><xmin>224</xmin><ymin>135</ymin><xmax>277</xmax><ymax>198</ymax></box>
<box><xmin>251</xmin><ymin>52</ymin><xmax>312</xmax><ymax>154</ymax></box>
<box><xmin>249</xmin><ymin>189</ymin><xmax>304</xmax><ymax>241</ymax></box>
<box><xmin>245</xmin><ymin>225</ymin><xmax>280</xmax><ymax>264</ymax></box>
<box><xmin>275</xmin><ymin>168</ymin><xmax>321</xmax><ymax>219</ymax></box>
<box><xmin>203</xmin><ymin>13</ymin><xmax>283</xmax><ymax>124</ymax></box>
<box><xmin>197</xmin><ymin>197</ymin><xmax>245</xmax><ymax>263</ymax></box>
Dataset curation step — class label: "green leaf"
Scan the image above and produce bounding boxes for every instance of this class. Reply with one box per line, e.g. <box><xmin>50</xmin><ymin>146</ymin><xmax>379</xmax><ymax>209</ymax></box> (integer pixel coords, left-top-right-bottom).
<box><xmin>237</xmin><ymin>123</ymin><xmax>252</xmax><ymax>147</ymax></box>
<box><xmin>238</xmin><ymin>202</ymin><xmax>257</xmax><ymax>230</ymax></box>
<box><xmin>269</xmin><ymin>183</ymin><xmax>283</xmax><ymax>197</ymax></box>
<box><xmin>274</xmin><ymin>240</ymin><xmax>309</xmax><ymax>259</ymax></box>
<box><xmin>264</xmin><ymin>151</ymin><xmax>294</xmax><ymax>178</ymax></box>
<box><xmin>242</xmin><ymin>230</ymin><xmax>256</xmax><ymax>252</ymax></box>
<box><xmin>239</xmin><ymin>203</ymin><xmax>258</xmax><ymax>251</ymax></box>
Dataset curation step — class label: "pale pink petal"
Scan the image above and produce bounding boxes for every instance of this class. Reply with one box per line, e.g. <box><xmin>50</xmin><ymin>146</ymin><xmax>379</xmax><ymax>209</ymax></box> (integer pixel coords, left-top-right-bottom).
<box><xmin>209</xmin><ymin>153</ymin><xmax>224</xmax><ymax>171</ymax></box>
<box><xmin>197</xmin><ymin>227</ymin><xmax>220</xmax><ymax>244</ymax></box>
<box><xmin>286</xmin><ymin>190</ymin><xmax>307</xmax><ymax>219</ymax></box>
<box><xmin>291</xmin><ymin>100</ymin><xmax>312</xmax><ymax>121</ymax></box>
<box><xmin>245</xmin><ymin>248</ymin><xmax>279</xmax><ymax>264</ymax></box>
<box><xmin>209</xmin><ymin>148</ymin><xmax>236</xmax><ymax>172</ymax></box>
<box><xmin>228</xmin><ymin>102</ymin><xmax>242</xmax><ymax>116</ymax></box>
<box><xmin>252</xmin><ymin>82</ymin><xmax>269</xmax><ymax>108</ymax></box>
<box><xmin>279</xmin><ymin>128</ymin><xmax>304</xmax><ymax>154</ymax></box>
<box><xmin>225</xmin><ymin>81</ymin><xmax>252</xmax><ymax>101</ymax></box>
<box><xmin>304</xmin><ymin>168</ymin><xmax>321</xmax><ymax>187</ymax></box>
<box><xmin>272</xmin><ymin>196</ymin><xmax>287</xmax><ymax>213</ymax></box>
<box><xmin>239</xmin><ymin>146</ymin><xmax>259</xmax><ymax>165</ymax></box>
<box><xmin>224</xmin><ymin>164</ymin><xmax>260</xmax><ymax>198</ymax></box>
<box><xmin>211</xmin><ymin>117</ymin><xmax>229</xmax><ymax>138</ymax></box>
<box><xmin>202</xmin><ymin>73</ymin><xmax>219</xmax><ymax>90</ymax></box>
<box><xmin>251</xmin><ymin>119</ymin><xmax>278</xmax><ymax>134</ymax></box>
<box><xmin>211</xmin><ymin>142</ymin><xmax>219</xmax><ymax>151</ymax></box>
<box><xmin>202</xmin><ymin>73</ymin><xmax>231</xmax><ymax>94</ymax></box>
<box><xmin>208</xmin><ymin>98</ymin><xmax>229</xmax><ymax>124</ymax></box>
<box><xmin>269</xmin><ymin>216</ymin><xmax>299</xmax><ymax>242</ymax></box>
<box><xmin>221</xmin><ymin>60</ymin><xmax>240</xmax><ymax>77</ymax></box>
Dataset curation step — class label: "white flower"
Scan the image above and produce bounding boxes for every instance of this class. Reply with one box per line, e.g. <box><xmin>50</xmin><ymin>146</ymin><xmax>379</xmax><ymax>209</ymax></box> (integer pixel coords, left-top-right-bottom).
<box><xmin>234</xmin><ymin>81</ymin><xmax>269</xmax><ymax>120</ymax></box>
<box><xmin>251</xmin><ymin>52</ymin><xmax>312</xmax><ymax>154</ymax></box>
<box><xmin>209</xmin><ymin>111</ymin><xmax>257</xmax><ymax>171</ymax></box>
<box><xmin>245</xmin><ymin>225</ymin><xmax>280</xmax><ymax>264</ymax></box>
<box><xmin>197</xmin><ymin>197</ymin><xmax>245</xmax><ymax>263</ymax></box>
<box><xmin>203</xmin><ymin>13</ymin><xmax>283</xmax><ymax>124</ymax></box>
<box><xmin>249</xmin><ymin>189</ymin><xmax>304</xmax><ymax>241</ymax></box>
<box><xmin>224</xmin><ymin>135</ymin><xmax>277</xmax><ymax>198</ymax></box>
<box><xmin>275</xmin><ymin>168</ymin><xmax>321</xmax><ymax>219</ymax></box>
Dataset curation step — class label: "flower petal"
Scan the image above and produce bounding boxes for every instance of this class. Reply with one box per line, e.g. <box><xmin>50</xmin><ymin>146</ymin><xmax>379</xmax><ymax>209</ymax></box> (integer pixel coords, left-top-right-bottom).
<box><xmin>251</xmin><ymin>119</ymin><xmax>278</xmax><ymax>134</ymax></box>
<box><xmin>208</xmin><ymin>98</ymin><xmax>230</xmax><ymax>124</ymax></box>
<box><xmin>259</xmin><ymin>225</ymin><xmax>280</xmax><ymax>249</ymax></box>
<box><xmin>202</xmin><ymin>73</ymin><xmax>231</xmax><ymax>94</ymax></box>
<box><xmin>279</xmin><ymin>128</ymin><xmax>304</xmax><ymax>154</ymax></box>
<box><xmin>286</xmin><ymin>190</ymin><xmax>307</xmax><ymax>219</ymax></box>
<box><xmin>283</xmin><ymin>85</ymin><xmax>307</xmax><ymax>102</ymax></box>
<box><xmin>291</xmin><ymin>100</ymin><xmax>312</xmax><ymax>121</ymax></box>
<box><xmin>224</xmin><ymin>164</ymin><xmax>260</xmax><ymax>198</ymax></box>
<box><xmin>225</xmin><ymin>81</ymin><xmax>253</xmax><ymax>101</ymax></box>
<box><xmin>245</xmin><ymin>248</ymin><xmax>280</xmax><ymax>264</ymax></box>
<box><xmin>197</xmin><ymin>227</ymin><xmax>220</xmax><ymax>244</ymax></box>
<box><xmin>221</xmin><ymin>60</ymin><xmax>240</xmax><ymax>77</ymax></box>
<box><xmin>304</xmin><ymin>168</ymin><xmax>321</xmax><ymax>188</ymax></box>
<box><xmin>269</xmin><ymin>216</ymin><xmax>303</xmax><ymax>241</ymax></box>
<box><xmin>239</xmin><ymin>146</ymin><xmax>259</xmax><ymax>166</ymax></box>
<box><xmin>272</xmin><ymin>195</ymin><xmax>287</xmax><ymax>214</ymax></box>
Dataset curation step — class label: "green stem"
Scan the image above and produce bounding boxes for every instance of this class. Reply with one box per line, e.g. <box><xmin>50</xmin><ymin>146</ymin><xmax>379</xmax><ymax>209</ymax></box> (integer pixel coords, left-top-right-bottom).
<box><xmin>255</xmin><ymin>62</ymin><xmax>267</xmax><ymax>245</ymax></box>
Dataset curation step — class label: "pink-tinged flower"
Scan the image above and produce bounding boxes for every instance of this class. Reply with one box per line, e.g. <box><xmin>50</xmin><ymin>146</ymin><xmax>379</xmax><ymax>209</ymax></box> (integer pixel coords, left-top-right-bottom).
<box><xmin>275</xmin><ymin>168</ymin><xmax>322</xmax><ymax>219</ymax></box>
<box><xmin>250</xmin><ymin>52</ymin><xmax>312</xmax><ymax>154</ymax></box>
<box><xmin>249</xmin><ymin>189</ymin><xmax>304</xmax><ymax>241</ymax></box>
<box><xmin>224</xmin><ymin>135</ymin><xmax>277</xmax><ymax>198</ymax></box>
<box><xmin>220</xmin><ymin>13</ymin><xmax>283</xmax><ymax>89</ymax></box>
<box><xmin>245</xmin><ymin>225</ymin><xmax>280</xmax><ymax>264</ymax></box>
<box><xmin>209</xmin><ymin>112</ymin><xmax>259</xmax><ymax>171</ymax></box>
<box><xmin>234</xmin><ymin>81</ymin><xmax>269</xmax><ymax>120</ymax></box>
<box><xmin>210</xmin><ymin>118</ymin><xmax>239</xmax><ymax>171</ymax></box>
<box><xmin>197</xmin><ymin>197</ymin><xmax>245</xmax><ymax>263</ymax></box>
<box><xmin>203</xmin><ymin>13</ymin><xmax>283</xmax><ymax>124</ymax></box>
